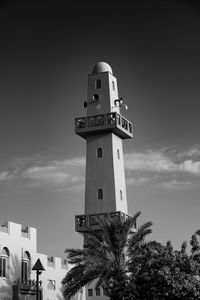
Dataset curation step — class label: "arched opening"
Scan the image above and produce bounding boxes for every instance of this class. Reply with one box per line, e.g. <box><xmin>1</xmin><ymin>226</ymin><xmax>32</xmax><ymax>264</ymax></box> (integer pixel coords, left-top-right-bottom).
<box><xmin>21</xmin><ymin>251</ymin><xmax>31</xmax><ymax>280</ymax></box>
<box><xmin>97</xmin><ymin>147</ymin><xmax>103</xmax><ymax>158</ymax></box>
<box><xmin>0</xmin><ymin>247</ymin><xmax>10</xmax><ymax>278</ymax></box>
<box><xmin>112</xmin><ymin>80</ymin><xmax>115</xmax><ymax>91</ymax></box>
<box><xmin>95</xmin><ymin>79</ymin><xmax>101</xmax><ymax>89</ymax></box>
<box><xmin>98</xmin><ymin>188</ymin><xmax>103</xmax><ymax>200</ymax></box>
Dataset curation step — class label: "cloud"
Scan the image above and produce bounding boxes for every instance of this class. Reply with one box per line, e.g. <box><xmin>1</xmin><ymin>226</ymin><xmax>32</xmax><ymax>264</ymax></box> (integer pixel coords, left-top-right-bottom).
<box><xmin>124</xmin><ymin>150</ymin><xmax>200</xmax><ymax>175</ymax></box>
<box><xmin>21</xmin><ymin>157</ymin><xmax>85</xmax><ymax>188</ymax></box>
<box><xmin>1</xmin><ymin>145</ymin><xmax>200</xmax><ymax>190</ymax></box>
<box><xmin>124</xmin><ymin>147</ymin><xmax>200</xmax><ymax>189</ymax></box>
<box><xmin>159</xmin><ymin>180</ymin><xmax>195</xmax><ymax>190</ymax></box>
<box><xmin>124</xmin><ymin>151</ymin><xmax>177</xmax><ymax>173</ymax></box>
<box><xmin>0</xmin><ymin>172</ymin><xmax>13</xmax><ymax>181</ymax></box>
<box><xmin>177</xmin><ymin>146</ymin><xmax>200</xmax><ymax>159</ymax></box>
<box><xmin>179</xmin><ymin>160</ymin><xmax>200</xmax><ymax>174</ymax></box>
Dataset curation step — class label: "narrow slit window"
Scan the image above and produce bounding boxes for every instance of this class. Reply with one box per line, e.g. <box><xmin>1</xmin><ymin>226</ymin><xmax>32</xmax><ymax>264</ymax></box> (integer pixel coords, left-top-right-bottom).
<box><xmin>112</xmin><ymin>81</ymin><xmax>115</xmax><ymax>90</ymax></box>
<box><xmin>98</xmin><ymin>188</ymin><xmax>103</xmax><ymax>200</ymax></box>
<box><xmin>120</xmin><ymin>190</ymin><xmax>123</xmax><ymax>201</ymax></box>
<box><xmin>21</xmin><ymin>261</ymin><xmax>28</xmax><ymax>280</ymax></box>
<box><xmin>117</xmin><ymin>149</ymin><xmax>120</xmax><ymax>159</ymax></box>
<box><xmin>21</xmin><ymin>251</ymin><xmax>31</xmax><ymax>280</ymax></box>
<box><xmin>0</xmin><ymin>257</ymin><xmax>7</xmax><ymax>277</ymax></box>
<box><xmin>96</xmin><ymin>79</ymin><xmax>101</xmax><ymax>89</ymax></box>
<box><xmin>97</xmin><ymin>147</ymin><xmax>103</xmax><ymax>158</ymax></box>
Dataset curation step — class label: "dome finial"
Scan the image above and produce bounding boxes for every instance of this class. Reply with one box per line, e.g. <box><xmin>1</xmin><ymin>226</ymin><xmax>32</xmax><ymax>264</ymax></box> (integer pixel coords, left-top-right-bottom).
<box><xmin>92</xmin><ymin>62</ymin><xmax>113</xmax><ymax>74</ymax></box>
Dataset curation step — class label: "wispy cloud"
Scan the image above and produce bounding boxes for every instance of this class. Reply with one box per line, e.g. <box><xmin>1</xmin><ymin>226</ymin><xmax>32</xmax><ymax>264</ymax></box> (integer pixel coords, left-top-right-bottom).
<box><xmin>124</xmin><ymin>148</ymin><xmax>200</xmax><ymax>175</ymax></box>
<box><xmin>124</xmin><ymin>151</ymin><xmax>177</xmax><ymax>173</ymax></box>
<box><xmin>21</xmin><ymin>157</ymin><xmax>85</xmax><ymax>188</ymax></box>
<box><xmin>0</xmin><ymin>145</ymin><xmax>200</xmax><ymax>190</ymax></box>
<box><xmin>0</xmin><ymin>156</ymin><xmax>85</xmax><ymax>190</ymax></box>
<box><xmin>0</xmin><ymin>172</ymin><xmax>13</xmax><ymax>181</ymax></box>
<box><xmin>176</xmin><ymin>145</ymin><xmax>200</xmax><ymax>159</ymax></box>
<box><xmin>124</xmin><ymin>146</ymin><xmax>200</xmax><ymax>189</ymax></box>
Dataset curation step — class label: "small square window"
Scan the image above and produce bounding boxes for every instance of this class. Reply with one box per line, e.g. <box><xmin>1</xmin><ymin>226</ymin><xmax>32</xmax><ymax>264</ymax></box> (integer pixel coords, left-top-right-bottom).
<box><xmin>47</xmin><ymin>279</ymin><xmax>56</xmax><ymax>290</ymax></box>
<box><xmin>88</xmin><ymin>289</ymin><xmax>93</xmax><ymax>296</ymax></box>
<box><xmin>96</xmin><ymin>288</ymin><xmax>101</xmax><ymax>296</ymax></box>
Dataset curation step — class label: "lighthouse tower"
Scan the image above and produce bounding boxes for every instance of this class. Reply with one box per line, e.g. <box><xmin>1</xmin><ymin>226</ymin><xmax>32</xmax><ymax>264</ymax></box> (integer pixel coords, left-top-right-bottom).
<box><xmin>75</xmin><ymin>62</ymin><xmax>133</xmax><ymax>299</ymax></box>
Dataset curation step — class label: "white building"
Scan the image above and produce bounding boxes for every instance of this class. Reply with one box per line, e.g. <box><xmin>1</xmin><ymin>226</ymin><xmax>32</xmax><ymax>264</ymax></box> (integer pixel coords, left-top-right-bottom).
<box><xmin>75</xmin><ymin>62</ymin><xmax>133</xmax><ymax>299</ymax></box>
<box><xmin>0</xmin><ymin>220</ymin><xmax>71</xmax><ymax>300</ymax></box>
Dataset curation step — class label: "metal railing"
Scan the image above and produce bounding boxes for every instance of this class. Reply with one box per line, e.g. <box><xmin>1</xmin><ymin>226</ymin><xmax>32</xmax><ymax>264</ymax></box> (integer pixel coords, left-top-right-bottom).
<box><xmin>75</xmin><ymin>112</ymin><xmax>133</xmax><ymax>135</ymax></box>
<box><xmin>15</xmin><ymin>278</ymin><xmax>42</xmax><ymax>287</ymax></box>
<box><xmin>75</xmin><ymin>211</ymin><xmax>134</xmax><ymax>231</ymax></box>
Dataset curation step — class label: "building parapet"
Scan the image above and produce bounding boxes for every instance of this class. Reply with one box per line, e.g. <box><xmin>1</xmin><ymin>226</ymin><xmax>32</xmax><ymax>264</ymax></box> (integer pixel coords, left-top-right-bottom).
<box><xmin>0</xmin><ymin>222</ymin><xmax>9</xmax><ymax>233</ymax></box>
<box><xmin>21</xmin><ymin>226</ymin><xmax>29</xmax><ymax>238</ymax></box>
<box><xmin>47</xmin><ymin>256</ymin><xmax>55</xmax><ymax>267</ymax></box>
<box><xmin>75</xmin><ymin>112</ymin><xmax>133</xmax><ymax>139</ymax></box>
<box><xmin>61</xmin><ymin>259</ymin><xmax>68</xmax><ymax>269</ymax></box>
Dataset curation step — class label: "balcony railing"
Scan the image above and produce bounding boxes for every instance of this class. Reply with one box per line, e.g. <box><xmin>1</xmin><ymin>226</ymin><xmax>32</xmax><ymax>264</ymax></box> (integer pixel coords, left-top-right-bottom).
<box><xmin>15</xmin><ymin>278</ymin><xmax>42</xmax><ymax>287</ymax></box>
<box><xmin>13</xmin><ymin>279</ymin><xmax>42</xmax><ymax>297</ymax></box>
<box><xmin>75</xmin><ymin>112</ymin><xmax>133</xmax><ymax>139</ymax></box>
<box><xmin>75</xmin><ymin>211</ymin><xmax>136</xmax><ymax>232</ymax></box>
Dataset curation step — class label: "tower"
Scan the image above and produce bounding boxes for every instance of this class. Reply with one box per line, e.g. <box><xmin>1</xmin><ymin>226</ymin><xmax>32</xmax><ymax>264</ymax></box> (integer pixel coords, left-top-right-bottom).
<box><xmin>75</xmin><ymin>62</ymin><xmax>133</xmax><ymax>299</ymax></box>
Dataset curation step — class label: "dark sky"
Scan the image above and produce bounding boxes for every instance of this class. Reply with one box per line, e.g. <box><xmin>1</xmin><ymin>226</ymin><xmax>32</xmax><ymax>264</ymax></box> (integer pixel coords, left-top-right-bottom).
<box><xmin>0</xmin><ymin>1</ymin><xmax>200</xmax><ymax>258</ymax></box>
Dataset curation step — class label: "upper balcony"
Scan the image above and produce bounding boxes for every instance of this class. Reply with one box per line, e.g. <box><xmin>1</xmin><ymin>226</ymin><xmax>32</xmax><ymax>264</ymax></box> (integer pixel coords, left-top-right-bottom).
<box><xmin>75</xmin><ymin>211</ymin><xmax>136</xmax><ymax>233</ymax></box>
<box><xmin>75</xmin><ymin>112</ymin><xmax>133</xmax><ymax>139</ymax></box>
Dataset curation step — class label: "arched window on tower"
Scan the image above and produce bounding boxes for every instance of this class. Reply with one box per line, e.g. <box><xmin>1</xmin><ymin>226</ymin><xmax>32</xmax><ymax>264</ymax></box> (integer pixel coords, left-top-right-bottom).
<box><xmin>96</xmin><ymin>79</ymin><xmax>101</xmax><ymax>89</ymax></box>
<box><xmin>0</xmin><ymin>247</ymin><xmax>10</xmax><ymax>278</ymax></box>
<box><xmin>97</xmin><ymin>147</ymin><xmax>103</xmax><ymax>158</ymax></box>
<box><xmin>21</xmin><ymin>251</ymin><xmax>31</xmax><ymax>280</ymax></box>
<box><xmin>98</xmin><ymin>188</ymin><xmax>103</xmax><ymax>200</ymax></box>
<box><xmin>112</xmin><ymin>81</ymin><xmax>115</xmax><ymax>91</ymax></box>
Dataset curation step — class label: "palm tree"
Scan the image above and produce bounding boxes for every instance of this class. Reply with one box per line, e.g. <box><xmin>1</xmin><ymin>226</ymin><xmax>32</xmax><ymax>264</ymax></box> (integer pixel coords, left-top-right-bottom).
<box><xmin>62</xmin><ymin>212</ymin><xmax>153</xmax><ymax>300</ymax></box>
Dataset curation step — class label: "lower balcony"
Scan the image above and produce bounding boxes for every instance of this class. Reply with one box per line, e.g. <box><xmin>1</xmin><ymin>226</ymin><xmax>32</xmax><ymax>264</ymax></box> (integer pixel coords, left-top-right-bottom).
<box><xmin>75</xmin><ymin>211</ymin><xmax>136</xmax><ymax>232</ymax></box>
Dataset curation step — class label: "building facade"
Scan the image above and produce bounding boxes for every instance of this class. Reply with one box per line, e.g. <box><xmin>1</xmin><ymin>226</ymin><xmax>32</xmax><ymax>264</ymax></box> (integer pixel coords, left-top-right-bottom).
<box><xmin>0</xmin><ymin>62</ymin><xmax>133</xmax><ymax>300</ymax></box>
<box><xmin>75</xmin><ymin>62</ymin><xmax>133</xmax><ymax>299</ymax></box>
<box><xmin>0</xmin><ymin>220</ymin><xmax>69</xmax><ymax>300</ymax></box>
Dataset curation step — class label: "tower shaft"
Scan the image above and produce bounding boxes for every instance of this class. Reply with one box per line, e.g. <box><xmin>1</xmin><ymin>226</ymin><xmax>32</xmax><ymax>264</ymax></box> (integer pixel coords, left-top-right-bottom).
<box><xmin>74</xmin><ymin>62</ymin><xmax>133</xmax><ymax>299</ymax></box>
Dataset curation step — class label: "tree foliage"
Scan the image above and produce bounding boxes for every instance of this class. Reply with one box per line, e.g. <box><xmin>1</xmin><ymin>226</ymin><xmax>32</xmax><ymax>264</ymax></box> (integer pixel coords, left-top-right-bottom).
<box><xmin>62</xmin><ymin>213</ymin><xmax>200</xmax><ymax>300</ymax></box>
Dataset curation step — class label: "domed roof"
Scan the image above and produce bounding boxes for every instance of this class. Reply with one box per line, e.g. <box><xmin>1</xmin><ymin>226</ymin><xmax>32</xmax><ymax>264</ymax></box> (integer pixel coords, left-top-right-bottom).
<box><xmin>92</xmin><ymin>62</ymin><xmax>113</xmax><ymax>74</ymax></box>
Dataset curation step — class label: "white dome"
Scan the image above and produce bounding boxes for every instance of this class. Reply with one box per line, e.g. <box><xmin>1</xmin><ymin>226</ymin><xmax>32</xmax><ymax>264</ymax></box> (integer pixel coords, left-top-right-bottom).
<box><xmin>92</xmin><ymin>62</ymin><xmax>113</xmax><ymax>74</ymax></box>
